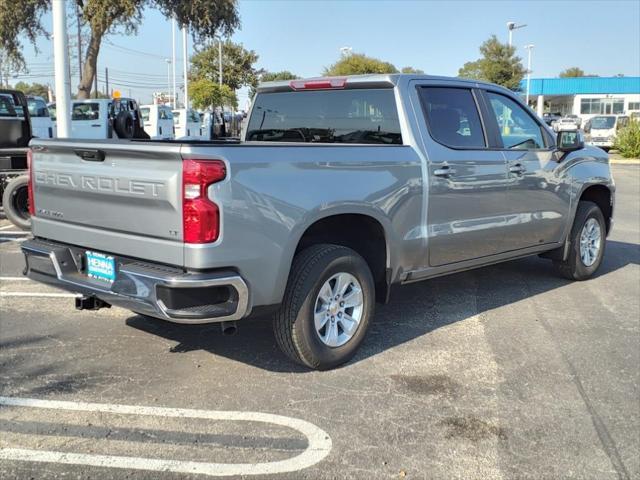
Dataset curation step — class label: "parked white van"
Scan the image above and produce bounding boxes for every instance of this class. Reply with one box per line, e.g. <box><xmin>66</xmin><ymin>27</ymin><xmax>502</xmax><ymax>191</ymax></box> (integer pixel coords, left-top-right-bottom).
<box><xmin>26</xmin><ymin>96</ymin><xmax>55</xmax><ymax>139</ymax></box>
<box><xmin>585</xmin><ymin>115</ymin><xmax>630</xmax><ymax>151</ymax></box>
<box><xmin>140</xmin><ymin>104</ymin><xmax>175</xmax><ymax>139</ymax></box>
<box><xmin>173</xmin><ymin>108</ymin><xmax>203</xmax><ymax>139</ymax></box>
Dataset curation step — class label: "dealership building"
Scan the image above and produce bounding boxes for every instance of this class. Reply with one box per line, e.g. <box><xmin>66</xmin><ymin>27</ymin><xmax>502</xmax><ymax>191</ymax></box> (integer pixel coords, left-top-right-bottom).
<box><xmin>523</xmin><ymin>76</ymin><xmax>640</xmax><ymax>120</ymax></box>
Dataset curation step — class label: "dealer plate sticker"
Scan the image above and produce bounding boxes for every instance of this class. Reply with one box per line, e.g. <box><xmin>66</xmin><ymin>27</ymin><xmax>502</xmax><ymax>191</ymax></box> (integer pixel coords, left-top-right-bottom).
<box><xmin>86</xmin><ymin>251</ymin><xmax>116</xmax><ymax>282</ymax></box>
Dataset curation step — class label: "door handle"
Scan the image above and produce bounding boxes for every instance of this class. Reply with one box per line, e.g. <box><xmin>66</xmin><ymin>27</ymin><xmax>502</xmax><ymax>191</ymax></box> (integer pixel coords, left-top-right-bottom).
<box><xmin>433</xmin><ymin>165</ymin><xmax>456</xmax><ymax>178</ymax></box>
<box><xmin>509</xmin><ymin>163</ymin><xmax>526</xmax><ymax>174</ymax></box>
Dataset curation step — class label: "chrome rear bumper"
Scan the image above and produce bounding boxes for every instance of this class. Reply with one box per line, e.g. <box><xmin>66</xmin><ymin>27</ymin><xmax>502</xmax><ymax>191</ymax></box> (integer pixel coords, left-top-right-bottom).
<box><xmin>21</xmin><ymin>238</ymin><xmax>249</xmax><ymax>324</ymax></box>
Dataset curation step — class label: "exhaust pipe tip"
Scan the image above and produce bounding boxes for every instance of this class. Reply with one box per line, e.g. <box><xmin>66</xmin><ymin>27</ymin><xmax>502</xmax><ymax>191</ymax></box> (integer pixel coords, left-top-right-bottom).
<box><xmin>220</xmin><ymin>321</ymin><xmax>238</xmax><ymax>336</ymax></box>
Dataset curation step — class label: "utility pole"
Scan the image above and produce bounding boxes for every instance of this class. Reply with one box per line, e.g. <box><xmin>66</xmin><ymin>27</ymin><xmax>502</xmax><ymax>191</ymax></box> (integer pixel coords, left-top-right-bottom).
<box><xmin>105</xmin><ymin>67</ymin><xmax>109</xmax><ymax>96</ymax></box>
<box><xmin>524</xmin><ymin>44</ymin><xmax>534</xmax><ymax>106</ymax></box>
<box><xmin>76</xmin><ymin>3</ymin><xmax>83</xmax><ymax>83</ymax></box>
<box><xmin>52</xmin><ymin>0</ymin><xmax>71</xmax><ymax>138</ymax></box>
<box><xmin>172</xmin><ymin>17</ymin><xmax>177</xmax><ymax>107</ymax></box>
<box><xmin>182</xmin><ymin>26</ymin><xmax>189</xmax><ymax>109</ymax></box>
<box><xmin>507</xmin><ymin>21</ymin><xmax>527</xmax><ymax>47</ymax></box>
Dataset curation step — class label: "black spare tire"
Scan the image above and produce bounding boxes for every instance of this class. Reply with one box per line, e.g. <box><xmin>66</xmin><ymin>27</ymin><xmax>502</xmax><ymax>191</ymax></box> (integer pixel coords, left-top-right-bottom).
<box><xmin>114</xmin><ymin>111</ymin><xmax>135</xmax><ymax>139</ymax></box>
<box><xmin>2</xmin><ymin>175</ymin><xmax>31</xmax><ymax>230</ymax></box>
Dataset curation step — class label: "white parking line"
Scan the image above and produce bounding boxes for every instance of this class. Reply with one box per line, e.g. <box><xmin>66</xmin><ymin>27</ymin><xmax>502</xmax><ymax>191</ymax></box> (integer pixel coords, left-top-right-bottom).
<box><xmin>0</xmin><ymin>277</ymin><xmax>31</xmax><ymax>281</ymax></box>
<box><xmin>0</xmin><ymin>396</ymin><xmax>332</xmax><ymax>477</ymax></box>
<box><xmin>0</xmin><ymin>231</ymin><xmax>28</xmax><ymax>235</ymax></box>
<box><xmin>0</xmin><ymin>224</ymin><xmax>17</xmax><ymax>230</ymax></box>
<box><xmin>0</xmin><ymin>292</ymin><xmax>80</xmax><ymax>298</ymax></box>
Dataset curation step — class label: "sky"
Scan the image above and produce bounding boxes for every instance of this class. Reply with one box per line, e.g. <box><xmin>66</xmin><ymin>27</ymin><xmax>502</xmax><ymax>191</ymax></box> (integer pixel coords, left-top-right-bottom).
<box><xmin>9</xmin><ymin>0</ymin><xmax>640</xmax><ymax>108</ymax></box>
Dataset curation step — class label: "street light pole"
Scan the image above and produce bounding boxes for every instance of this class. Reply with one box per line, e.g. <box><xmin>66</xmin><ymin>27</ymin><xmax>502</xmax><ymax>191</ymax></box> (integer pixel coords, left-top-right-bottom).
<box><xmin>182</xmin><ymin>26</ymin><xmax>189</xmax><ymax>109</ymax></box>
<box><xmin>524</xmin><ymin>44</ymin><xmax>534</xmax><ymax>105</ymax></box>
<box><xmin>52</xmin><ymin>0</ymin><xmax>71</xmax><ymax>138</ymax></box>
<box><xmin>218</xmin><ymin>37</ymin><xmax>223</xmax><ymax>86</ymax></box>
<box><xmin>172</xmin><ymin>17</ymin><xmax>177</xmax><ymax>107</ymax></box>
<box><xmin>507</xmin><ymin>21</ymin><xmax>527</xmax><ymax>47</ymax></box>
<box><xmin>165</xmin><ymin>59</ymin><xmax>171</xmax><ymax>104</ymax></box>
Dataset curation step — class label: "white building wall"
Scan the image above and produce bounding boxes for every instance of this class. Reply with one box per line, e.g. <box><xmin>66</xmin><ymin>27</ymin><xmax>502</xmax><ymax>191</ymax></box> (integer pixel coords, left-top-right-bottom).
<box><xmin>572</xmin><ymin>93</ymin><xmax>640</xmax><ymax>122</ymax></box>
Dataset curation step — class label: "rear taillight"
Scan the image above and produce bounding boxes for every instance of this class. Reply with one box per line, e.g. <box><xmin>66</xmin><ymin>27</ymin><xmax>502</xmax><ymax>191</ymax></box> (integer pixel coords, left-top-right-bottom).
<box><xmin>27</xmin><ymin>149</ymin><xmax>35</xmax><ymax>216</ymax></box>
<box><xmin>290</xmin><ymin>78</ymin><xmax>347</xmax><ymax>90</ymax></box>
<box><xmin>182</xmin><ymin>159</ymin><xmax>226</xmax><ymax>243</ymax></box>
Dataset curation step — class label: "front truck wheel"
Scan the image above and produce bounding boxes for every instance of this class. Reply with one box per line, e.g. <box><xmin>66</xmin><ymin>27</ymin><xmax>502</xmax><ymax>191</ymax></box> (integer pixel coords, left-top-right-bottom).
<box><xmin>274</xmin><ymin>244</ymin><xmax>375</xmax><ymax>370</ymax></box>
<box><xmin>554</xmin><ymin>200</ymin><xmax>606</xmax><ymax>280</ymax></box>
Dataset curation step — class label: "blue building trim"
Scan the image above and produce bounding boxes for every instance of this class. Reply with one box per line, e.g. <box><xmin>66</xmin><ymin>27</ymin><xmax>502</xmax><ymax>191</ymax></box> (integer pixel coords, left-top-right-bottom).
<box><xmin>521</xmin><ymin>77</ymin><xmax>640</xmax><ymax>96</ymax></box>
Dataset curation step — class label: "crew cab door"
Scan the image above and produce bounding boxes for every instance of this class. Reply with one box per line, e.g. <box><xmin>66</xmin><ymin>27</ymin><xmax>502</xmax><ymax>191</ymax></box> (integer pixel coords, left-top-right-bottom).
<box><xmin>415</xmin><ymin>84</ymin><xmax>510</xmax><ymax>267</ymax></box>
<box><xmin>480</xmin><ymin>89</ymin><xmax>571</xmax><ymax>249</ymax></box>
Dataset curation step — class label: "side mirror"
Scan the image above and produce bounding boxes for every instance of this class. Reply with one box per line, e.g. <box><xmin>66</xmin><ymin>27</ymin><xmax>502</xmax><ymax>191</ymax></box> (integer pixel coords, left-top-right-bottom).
<box><xmin>557</xmin><ymin>130</ymin><xmax>584</xmax><ymax>152</ymax></box>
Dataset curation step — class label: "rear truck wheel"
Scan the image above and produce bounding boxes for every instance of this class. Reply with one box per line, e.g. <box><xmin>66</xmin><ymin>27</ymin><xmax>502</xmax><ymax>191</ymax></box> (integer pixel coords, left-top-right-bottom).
<box><xmin>274</xmin><ymin>244</ymin><xmax>375</xmax><ymax>370</ymax></box>
<box><xmin>554</xmin><ymin>201</ymin><xmax>606</xmax><ymax>280</ymax></box>
<box><xmin>2</xmin><ymin>175</ymin><xmax>31</xmax><ymax>230</ymax></box>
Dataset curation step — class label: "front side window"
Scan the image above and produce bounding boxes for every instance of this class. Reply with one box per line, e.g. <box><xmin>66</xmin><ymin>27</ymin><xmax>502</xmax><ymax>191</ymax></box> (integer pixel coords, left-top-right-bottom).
<box><xmin>419</xmin><ymin>87</ymin><xmax>485</xmax><ymax>148</ymax></box>
<box><xmin>486</xmin><ymin>92</ymin><xmax>545</xmax><ymax>149</ymax></box>
<box><xmin>246</xmin><ymin>88</ymin><xmax>402</xmax><ymax>144</ymax></box>
<box><xmin>72</xmin><ymin>103</ymin><xmax>100</xmax><ymax>121</ymax></box>
<box><xmin>140</xmin><ymin>108</ymin><xmax>150</xmax><ymax>122</ymax></box>
<box><xmin>0</xmin><ymin>94</ymin><xmax>18</xmax><ymax>117</ymax></box>
<box><xmin>27</xmin><ymin>98</ymin><xmax>49</xmax><ymax>118</ymax></box>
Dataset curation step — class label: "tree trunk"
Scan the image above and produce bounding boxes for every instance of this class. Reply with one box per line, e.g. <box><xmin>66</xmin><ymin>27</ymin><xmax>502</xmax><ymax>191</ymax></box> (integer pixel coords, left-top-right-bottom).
<box><xmin>76</xmin><ymin>30</ymin><xmax>103</xmax><ymax>99</ymax></box>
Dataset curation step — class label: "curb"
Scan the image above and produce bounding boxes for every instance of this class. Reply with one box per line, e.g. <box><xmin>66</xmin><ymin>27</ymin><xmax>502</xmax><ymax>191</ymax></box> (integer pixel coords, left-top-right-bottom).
<box><xmin>610</xmin><ymin>159</ymin><xmax>640</xmax><ymax>165</ymax></box>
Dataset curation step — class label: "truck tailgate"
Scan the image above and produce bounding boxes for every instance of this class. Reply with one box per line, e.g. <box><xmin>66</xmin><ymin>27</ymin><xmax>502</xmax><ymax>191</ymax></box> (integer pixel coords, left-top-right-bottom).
<box><xmin>31</xmin><ymin>140</ymin><xmax>184</xmax><ymax>263</ymax></box>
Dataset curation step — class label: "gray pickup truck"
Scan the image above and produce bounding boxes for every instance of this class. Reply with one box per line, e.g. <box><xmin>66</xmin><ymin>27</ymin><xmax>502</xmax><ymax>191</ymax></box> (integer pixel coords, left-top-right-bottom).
<box><xmin>22</xmin><ymin>74</ymin><xmax>614</xmax><ymax>370</ymax></box>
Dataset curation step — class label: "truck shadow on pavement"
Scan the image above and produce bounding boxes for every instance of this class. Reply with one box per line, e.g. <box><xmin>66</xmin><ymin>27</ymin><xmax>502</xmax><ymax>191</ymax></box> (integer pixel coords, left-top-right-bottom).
<box><xmin>125</xmin><ymin>240</ymin><xmax>639</xmax><ymax>373</ymax></box>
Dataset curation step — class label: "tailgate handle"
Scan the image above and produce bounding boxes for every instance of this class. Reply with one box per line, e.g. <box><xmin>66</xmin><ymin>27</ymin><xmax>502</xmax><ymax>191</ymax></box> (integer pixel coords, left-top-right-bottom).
<box><xmin>75</xmin><ymin>149</ymin><xmax>105</xmax><ymax>162</ymax></box>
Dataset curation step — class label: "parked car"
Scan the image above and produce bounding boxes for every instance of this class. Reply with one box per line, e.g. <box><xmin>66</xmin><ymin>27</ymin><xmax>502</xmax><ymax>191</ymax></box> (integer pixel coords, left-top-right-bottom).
<box><xmin>50</xmin><ymin>98</ymin><xmax>149</xmax><ymax>139</ymax></box>
<box><xmin>542</xmin><ymin>112</ymin><xmax>562</xmax><ymax>126</ymax></box>
<box><xmin>0</xmin><ymin>89</ymin><xmax>31</xmax><ymax>230</ymax></box>
<box><xmin>173</xmin><ymin>108</ymin><xmax>204</xmax><ymax>139</ymax></box>
<box><xmin>26</xmin><ymin>96</ymin><xmax>55</xmax><ymax>139</ymax></box>
<box><xmin>23</xmin><ymin>74</ymin><xmax>614</xmax><ymax>370</ymax></box>
<box><xmin>140</xmin><ymin>104</ymin><xmax>175</xmax><ymax>139</ymax></box>
<box><xmin>585</xmin><ymin>115</ymin><xmax>630</xmax><ymax>151</ymax></box>
<box><xmin>553</xmin><ymin>114</ymin><xmax>581</xmax><ymax>132</ymax></box>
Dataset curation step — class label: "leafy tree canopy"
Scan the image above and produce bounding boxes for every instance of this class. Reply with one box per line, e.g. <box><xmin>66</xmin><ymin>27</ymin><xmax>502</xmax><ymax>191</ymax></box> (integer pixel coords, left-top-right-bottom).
<box><xmin>458</xmin><ymin>35</ymin><xmax>525</xmax><ymax>90</ymax></box>
<box><xmin>0</xmin><ymin>0</ymin><xmax>240</xmax><ymax>98</ymax></box>
<box><xmin>190</xmin><ymin>78</ymin><xmax>237</xmax><ymax>110</ymax></box>
<box><xmin>559</xmin><ymin>67</ymin><xmax>598</xmax><ymax>78</ymax></box>
<box><xmin>260</xmin><ymin>70</ymin><xmax>299</xmax><ymax>82</ymax></box>
<box><xmin>14</xmin><ymin>81</ymin><xmax>49</xmax><ymax>98</ymax></box>
<box><xmin>323</xmin><ymin>53</ymin><xmax>398</xmax><ymax>76</ymax></box>
<box><xmin>401</xmin><ymin>66</ymin><xmax>424</xmax><ymax>74</ymax></box>
<box><xmin>190</xmin><ymin>40</ymin><xmax>261</xmax><ymax>92</ymax></box>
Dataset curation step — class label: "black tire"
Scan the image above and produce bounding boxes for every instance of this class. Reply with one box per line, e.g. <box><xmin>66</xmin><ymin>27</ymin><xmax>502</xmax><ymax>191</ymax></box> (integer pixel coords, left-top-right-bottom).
<box><xmin>114</xmin><ymin>111</ymin><xmax>134</xmax><ymax>139</ymax></box>
<box><xmin>274</xmin><ymin>244</ymin><xmax>375</xmax><ymax>370</ymax></box>
<box><xmin>1</xmin><ymin>175</ymin><xmax>31</xmax><ymax>230</ymax></box>
<box><xmin>554</xmin><ymin>201</ymin><xmax>606</xmax><ymax>280</ymax></box>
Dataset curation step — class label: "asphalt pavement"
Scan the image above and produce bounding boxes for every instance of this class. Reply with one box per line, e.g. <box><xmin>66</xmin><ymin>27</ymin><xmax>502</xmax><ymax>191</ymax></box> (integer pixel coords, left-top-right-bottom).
<box><xmin>0</xmin><ymin>165</ymin><xmax>638</xmax><ymax>479</ymax></box>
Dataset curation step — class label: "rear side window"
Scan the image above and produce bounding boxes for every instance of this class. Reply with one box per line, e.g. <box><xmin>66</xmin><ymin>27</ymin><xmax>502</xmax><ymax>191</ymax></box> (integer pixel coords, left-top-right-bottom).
<box><xmin>27</xmin><ymin>98</ymin><xmax>49</xmax><ymax>118</ymax></box>
<box><xmin>246</xmin><ymin>89</ymin><xmax>402</xmax><ymax>144</ymax></box>
<box><xmin>72</xmin><ymin>103</ymin><xmax>100</xmax><ymax>121</ymax></box>
<box><xmin>419</xmin><ymin>87</ymin><xmax>485</xmax><ymax>148</ymax></box>
<box><xmin>140</xmin><ymin>108</ymin><xmax>150</xmax><ymax>122</ymax></box>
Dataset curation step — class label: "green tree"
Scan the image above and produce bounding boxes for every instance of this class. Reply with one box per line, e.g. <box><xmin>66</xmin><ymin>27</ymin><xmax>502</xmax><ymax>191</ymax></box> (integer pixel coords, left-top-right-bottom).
<box><xmin>559</xmin><ymin>67</ymin><xmax>598</xmax><ymax>78</ymax></box>
<box><xmin>458</xmin><ymin>35</ymin><xmax>525</xmax><ymax>90</ymax></box>
<box><xmin>260</xmin><ymin>70</ymin><xmax>299</xmax><ymax>82</ymax></box>
<box><xmin>14</xmin><ymin>81</ymin><xmax>49</xmax><ymax>98</ymax></box>
<box><xmin>0</xmin><ymin>0</ymin><xmax>240</xmax><ymax>99</ymax></box>
<box><xmin>401</xmin><ymin>66</ymin><xmax>424</xmax><ymax>74</ymax></box>
<box><xmin>190</xmin><ymin>40</ymin><xmax>261</xmax><ymax>92</ymax></box>
<box><xmin>323</xmin><ymin>53</ymin><xmax>398</xmax><ymax>76</ymax></box>
<box><xmin>190</xmin><ymin>78</ymin><xmax>237</xmax><ymax>110</ymax></box>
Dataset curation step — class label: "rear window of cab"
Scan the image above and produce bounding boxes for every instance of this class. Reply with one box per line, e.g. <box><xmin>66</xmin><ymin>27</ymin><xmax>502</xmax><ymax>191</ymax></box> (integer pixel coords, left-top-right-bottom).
<box><xmin>246</xmin><ymin>89</ymin><xmax>402</xmax><ymax>144</ymax></box>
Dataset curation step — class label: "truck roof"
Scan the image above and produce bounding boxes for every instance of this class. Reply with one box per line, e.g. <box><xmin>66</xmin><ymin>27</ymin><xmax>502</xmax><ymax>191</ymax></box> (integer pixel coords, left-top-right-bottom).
<box><xmin>257</xmin><ymin>73</ymin><xmax>508</xmax><ymax>93</ymax></box>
